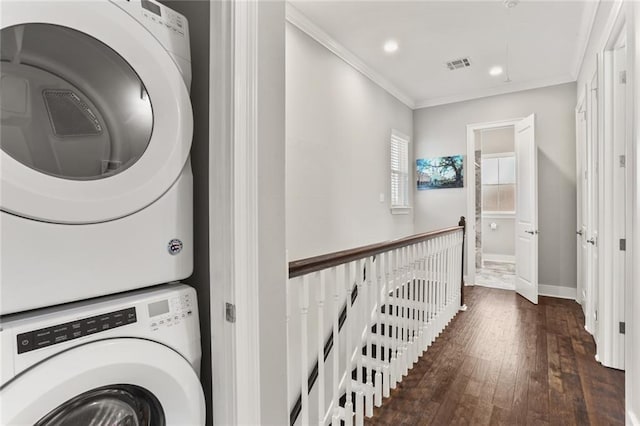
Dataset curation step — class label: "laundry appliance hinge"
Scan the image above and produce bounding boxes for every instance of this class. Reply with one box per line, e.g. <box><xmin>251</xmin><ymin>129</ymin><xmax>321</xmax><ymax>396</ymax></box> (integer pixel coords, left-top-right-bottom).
<box><xmin>226</xmin><ymin>302</ymin><xmax>236</xmax><ymax>323</ymax></box>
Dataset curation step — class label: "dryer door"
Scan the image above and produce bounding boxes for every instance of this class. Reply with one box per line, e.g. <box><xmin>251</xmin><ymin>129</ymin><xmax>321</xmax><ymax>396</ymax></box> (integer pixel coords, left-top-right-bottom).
<box><xmin>0</xmin><ymin>1</ymin><xmax>192</xmax><ymax>224</ymax></box>
<box><xmin>1</xmin><ymin>339</ymin><xmax>205</xmax><ymax>425</ymax></box>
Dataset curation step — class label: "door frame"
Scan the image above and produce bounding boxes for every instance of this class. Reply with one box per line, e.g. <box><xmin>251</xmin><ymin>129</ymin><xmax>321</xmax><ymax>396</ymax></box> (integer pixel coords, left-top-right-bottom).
<box><xmin>465</xmin><ymin>118</ymin><xmax>523</xmax><ymax>288</ymax></box>
<box><xmin>595</xmin><ymin>3</ymin><xmax>631</xmax><ymax>370</ymax></box>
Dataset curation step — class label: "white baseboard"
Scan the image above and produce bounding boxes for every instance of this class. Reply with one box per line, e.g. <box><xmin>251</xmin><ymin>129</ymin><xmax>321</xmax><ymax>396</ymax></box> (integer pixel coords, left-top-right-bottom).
<box><xmin>538</xmin><ymin>284</ymin><xmax>577</xmax><ymax>300</ymax></box>
<box><xmin>482</xmin><ymin>254</ymin><xmax>516</xmax><ymax>263</ymax></box>
<box><xmin>628</xmin><ymin>409</ymin><xmax>640</xmax><ymax>426</ymax></box>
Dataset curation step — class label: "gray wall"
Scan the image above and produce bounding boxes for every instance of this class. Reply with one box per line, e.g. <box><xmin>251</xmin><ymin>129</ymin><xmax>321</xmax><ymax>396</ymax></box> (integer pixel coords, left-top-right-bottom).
<box><xmin>482</xmin><ymin>217</ymin><xmax>515</xmax><ymax>257</ymax></box>
<box><xmin>158</xmin><ymin>1</ymin><xmax>212</xmax><ymax>423</ymax></box>
<box><xmin>258</xmin><ymin>2</ymin><xmax>289</xmax><ymax>424</ymax></box>
<box><xmin>286</xmin><ymin>23</ymin><xmax>414</xmax><ymax>261</ymax></box>
<box><xmin>481</xmin><ymin>127</ymin><xmax>514</xmax><ymax>154</ymax></box>
<box><xmin>414</xmin><ymin>82</ymin><xmax>577</xmax><ymax>288</ymax></box>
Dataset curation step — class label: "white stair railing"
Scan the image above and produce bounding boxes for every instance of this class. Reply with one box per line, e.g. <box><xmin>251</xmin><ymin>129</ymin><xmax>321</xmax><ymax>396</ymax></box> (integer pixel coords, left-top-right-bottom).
<box><xmin>287</xmin><ymin>219</ymin><xmax>467</xmax><ymax>426</ymax></box>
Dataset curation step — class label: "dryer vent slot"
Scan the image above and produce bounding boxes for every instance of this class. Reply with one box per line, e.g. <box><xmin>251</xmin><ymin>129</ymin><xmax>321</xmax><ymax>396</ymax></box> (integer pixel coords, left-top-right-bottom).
<box><xmin>43</xmin><ymin>90</ymin><xmax>103</xmax><ymax>137</ymax></box>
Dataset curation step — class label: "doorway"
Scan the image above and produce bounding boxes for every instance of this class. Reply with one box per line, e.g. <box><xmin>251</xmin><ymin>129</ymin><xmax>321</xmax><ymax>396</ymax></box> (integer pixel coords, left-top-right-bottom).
<box><xmin>474</xmin><ymin>126</ymin><xmax>517</xmax><ymax>290</ymax></box>
<box><xmin>466</xmin><ymin>116</ymin><xmax>539</xmax><ymax>304</ymax></box>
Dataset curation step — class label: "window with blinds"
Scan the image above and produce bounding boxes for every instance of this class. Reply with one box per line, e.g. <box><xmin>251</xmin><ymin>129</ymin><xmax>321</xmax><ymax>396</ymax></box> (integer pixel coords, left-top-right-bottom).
<box><xmin>390</xmin><ymin>129</ymin><xmax>410</xmax><ymax>210</ymax></box>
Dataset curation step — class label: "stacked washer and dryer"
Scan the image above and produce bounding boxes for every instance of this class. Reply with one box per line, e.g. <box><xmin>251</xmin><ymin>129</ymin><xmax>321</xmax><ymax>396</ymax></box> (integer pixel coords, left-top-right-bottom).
<box><xmin>0</xmin><ymin>0</ymin><xmax>206</xmax><ymax>424</ymax></box>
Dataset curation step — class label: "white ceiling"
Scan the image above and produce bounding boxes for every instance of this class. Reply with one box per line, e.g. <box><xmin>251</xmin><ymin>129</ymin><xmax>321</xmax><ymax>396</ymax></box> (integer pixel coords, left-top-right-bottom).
<box><xmin>287</xmin><ymin>1</ymin><xmax>598</xmax><ymax>108</ymax></box>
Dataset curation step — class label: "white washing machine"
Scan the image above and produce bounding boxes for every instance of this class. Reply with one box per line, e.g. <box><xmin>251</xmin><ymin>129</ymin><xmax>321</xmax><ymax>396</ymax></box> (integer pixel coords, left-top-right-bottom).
<box><xmin>0</xmin><ymin>283</ymin><xmax>205</xmax><ymax>425</ymax></box>
<box><xmin>0</xmin><ymin>0</ymin><xmax>194</xmax><ymax>314</ymax></box>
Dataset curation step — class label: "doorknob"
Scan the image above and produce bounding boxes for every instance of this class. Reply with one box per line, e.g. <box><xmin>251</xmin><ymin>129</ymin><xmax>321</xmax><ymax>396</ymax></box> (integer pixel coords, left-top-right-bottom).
<box><xmin>587</xmin><ymin>238</ymin><xmax>596</xmax><ymax>245</ymax></box>
<box><xmin>576</xmin><ymin>230</ymin><xmax>583</xmax><ymax>236</ymax></box>
<box><xmin>525</xmin><ymin>230</ymin><xmax>535</xmax><ymax>235</ymax></box>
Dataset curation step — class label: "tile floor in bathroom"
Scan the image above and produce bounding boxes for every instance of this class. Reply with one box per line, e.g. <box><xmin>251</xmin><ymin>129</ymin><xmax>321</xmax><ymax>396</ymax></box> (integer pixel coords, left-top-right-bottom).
<box><xmin>475</xmin><ymin>260</ymin><xmax>516</xmax><ymax>288</ymax></box>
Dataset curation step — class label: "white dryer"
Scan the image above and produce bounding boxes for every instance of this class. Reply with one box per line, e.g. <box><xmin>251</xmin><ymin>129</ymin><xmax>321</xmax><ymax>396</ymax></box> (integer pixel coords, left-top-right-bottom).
<box><xmin>0</xmin><ymin>0</ymin><xmax>194</xmax><ymax>314</ymax></box>
<box><xmin>0</xmin><ymin>283</ymin><xmax>205</xmax><ymax>425</ymax></box>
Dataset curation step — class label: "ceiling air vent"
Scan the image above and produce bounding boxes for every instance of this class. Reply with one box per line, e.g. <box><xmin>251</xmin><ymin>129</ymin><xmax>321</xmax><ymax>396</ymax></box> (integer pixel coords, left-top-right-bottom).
<box><xmin>446</xmin><ymin>57</ymin><xmax>471</xmax><ymax>71</ymax></box>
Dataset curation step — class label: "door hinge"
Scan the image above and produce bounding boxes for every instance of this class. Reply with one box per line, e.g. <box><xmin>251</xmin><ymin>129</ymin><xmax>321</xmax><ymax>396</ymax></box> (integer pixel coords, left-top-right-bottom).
<box><xmin>620</xmin><ymin>239</ymin><xmax>626</xmax><ymax>251</ymax></box>
<box><xmin>619</xmin><ymin>71</ymin><xmax>627</xmax><ymax>84</ymax></box>
<box><xmin>619</xmin><ymin>322</ymin><xmax>625</xmax><ymax>334</ymax></box>
<box><xmin>595</xmin><ymin>310</ymin><xmax>598</xmax><ymax>321</ymax></box>
<box><xmin>619</xmin><ymin>155</ymin><xmax>626</xmax><ymax>167</ymax></box>
<box><xmin>226</xmin><ymin>302</ymin><xmax>236</xmax><ymax>323</ymax></box>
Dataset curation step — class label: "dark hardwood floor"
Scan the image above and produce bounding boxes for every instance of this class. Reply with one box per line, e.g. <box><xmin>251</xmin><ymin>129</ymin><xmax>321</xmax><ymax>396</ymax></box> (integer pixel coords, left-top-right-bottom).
<box><xmin>365</xmin><ymin>286</ymin><xmax>625</xmax><ymax>425</ymax></box>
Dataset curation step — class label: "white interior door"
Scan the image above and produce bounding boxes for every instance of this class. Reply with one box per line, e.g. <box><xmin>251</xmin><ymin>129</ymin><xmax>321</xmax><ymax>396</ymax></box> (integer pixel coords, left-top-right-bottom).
<box><xmin>515</xmin><ymin>114</ymin><xmax>538</xmax><ymax>304</ymax></box>
<box><xmin>576</xmin><ymin>100</ymin><xmax>588</xmax><ymax>310</ymax></box>
<box><xmin>588</xmin><ymin>71</ymin><xmax>600</xmax><ymax>342</ymax></box>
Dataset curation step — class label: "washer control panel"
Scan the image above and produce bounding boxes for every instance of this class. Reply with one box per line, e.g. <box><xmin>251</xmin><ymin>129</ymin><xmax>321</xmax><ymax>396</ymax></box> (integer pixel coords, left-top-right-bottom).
<box><xmin>148</xmin><ymin>292</ymin><xmax>194</xmax><ymax>332</ymax></box>
<box><xmin>140</xmin><ymin>0</ymin><xmax>186</xmax><ymax>37</ymax></box>
<box><xmin>16</xmin><ymin>308</ymin><xmax>137</xmax><ymax>354</ymax></box>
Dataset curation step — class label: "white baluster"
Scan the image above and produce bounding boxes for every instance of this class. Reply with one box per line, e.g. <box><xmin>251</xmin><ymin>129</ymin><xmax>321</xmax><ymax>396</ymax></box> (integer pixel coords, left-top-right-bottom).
<box><xmin>397</xmin><ymin>247</ymin><xmax>406</xmax><ymax>379</ymax></box>
<box><xmin>401</xmin><ymin>246</ymin><xmax>409</xmax><ymax>377</ymax></box>
<box><xmin>365</xmin><ymin>256</ymin><xmax>374</xmax><ymax>417</ymax></box>
<box><xmin>419</xmin><ymin>241</ymin><xmax>428</xmax><ymax>352</ymax></box>
<box><xmin>412</xmin><ymin>243</ymin><xmax>420</xmax><ymax>364</ymax></box>
<box><xmin>355</xmin><ymin>259</ymin><xmax>364</xmax><ymax>426</ymax></box>
<box><xmin>344</xmin><ymin>262</ymin><xmax>354</xmax><ymax>426</ymax></box>
<box><xmin>382</xmin><ymin>251</ymin><xmax>391</xmax><ymax>397</ymax></box>
<box><xmin>317</xmin><ymin>270</ymin><xmax>326</xmax><ymax>426</ymax></box>
<box><xmin>300</xmin><ymin>274</ymin><xmax>310</xmax><ymax>426</ymax></box>
<box><xmin>286</xmin><ymin>278</ymin><xmax>292</xmax><ymax>407</ymax></box>
<box><xmin>428</xmin><ymin>238</ymin><xmax>435</xmax><ymax>346</ymax></box>
<box><xmin>389</xmin><ymin>249</ymin><xmax>398</xmax><ymax>389</ymax></box>
<box><xmin>374</xmin><ymin>253</ymin><xmax>384</xmax><ymax>406</ymax></box>
<box><xmin>331</xmin><ymin>267</ymin><xmax>341</xmax><ymax>426</ymax></box>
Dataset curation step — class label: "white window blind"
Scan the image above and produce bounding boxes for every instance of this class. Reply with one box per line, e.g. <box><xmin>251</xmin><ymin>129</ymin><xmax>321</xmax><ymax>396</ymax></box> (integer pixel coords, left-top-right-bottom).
<box><xmin>390</xmin><ymin>130</ymin><xmax>410</xmax><ymax>209</ymax></box>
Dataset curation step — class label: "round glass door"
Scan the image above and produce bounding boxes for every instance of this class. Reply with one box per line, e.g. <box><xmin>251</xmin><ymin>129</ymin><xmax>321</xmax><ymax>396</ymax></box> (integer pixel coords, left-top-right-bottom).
<box><xmin>0</xmin><ymin>23</ymin><xmax>153</xmax><ymax>180</ymax></box>
<box><xmin>35</xmin><ymin>385</ymin><xmax>164</xmax><ymax>426</ymax></box>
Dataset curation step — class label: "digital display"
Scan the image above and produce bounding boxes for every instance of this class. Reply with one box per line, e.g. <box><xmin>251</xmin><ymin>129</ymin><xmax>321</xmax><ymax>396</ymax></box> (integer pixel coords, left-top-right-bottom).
<box><xmin>148</xmin><ymin>300</ymin><xmax>170</xmax><ymax>317</ymax></box>
<box><xmin>141</xmin><ymin>0</ymin><xmax>161</xmax><ymax>16</ymax></box>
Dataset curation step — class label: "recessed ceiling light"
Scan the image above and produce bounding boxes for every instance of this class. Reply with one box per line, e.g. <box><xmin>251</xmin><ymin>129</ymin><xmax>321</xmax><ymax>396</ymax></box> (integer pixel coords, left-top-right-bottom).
<box><xmin>383</xmin><ymin>40</ymin><xmax>398</xmax><ymax>53</ymax></box>
<box><xmin>489</xmin><ymin>66</ymin><xmax>504</xmax><ymax>76</ymax></box>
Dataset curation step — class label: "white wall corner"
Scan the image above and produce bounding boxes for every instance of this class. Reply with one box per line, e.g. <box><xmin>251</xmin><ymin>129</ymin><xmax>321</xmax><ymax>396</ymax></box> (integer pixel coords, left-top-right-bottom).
<box><xmin>538</xmin><ymin>284</ymin><xmax>577</xmax><ymax>300</ymax></box>
<box><xmin>285</xmin><ymin>3</ymin><xmax>415</xmax><ymax>109</ymax></box>
<box><xmin>572</xmin><ymin>0</ymin><xmax>600</xmax><ymax>80</ymax></box>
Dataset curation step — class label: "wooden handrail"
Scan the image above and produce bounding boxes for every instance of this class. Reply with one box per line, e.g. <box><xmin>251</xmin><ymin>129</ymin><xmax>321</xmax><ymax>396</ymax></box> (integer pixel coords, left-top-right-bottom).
<box><xmin>289</xmin><ymin>225</ymin><xmax>463</xmax><ymax>279</ymax></box>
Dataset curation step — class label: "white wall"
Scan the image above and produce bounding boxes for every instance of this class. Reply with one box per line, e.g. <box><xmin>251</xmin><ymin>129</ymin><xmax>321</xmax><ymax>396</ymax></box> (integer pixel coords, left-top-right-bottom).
<box><xmin>631</xmin><ymin>3</ymin><xmax>640</xmax><ymax>423</ymax></box>
<box><xmin>576</xmin><ymin>2</ymin><xmax>638</xmax><ymax>421</ymax></box>
<box><xmin>286</xmin><ymin>23</ymin><xmax>414</xmax><ymax>261</ymax></box>
<box><xmin>413</xmin><ymin>83</ymin><xmax>577</xmax><ymax>289</ymax></box>
<box><xmin>577</xmin><ymin>1</ymin><xmax>618</xmax><ymax>91</ymax></box>
<box><xmin>258</xmin><ymin>2</ymin><xmax>288</xmax><ymax>424</ymax></box>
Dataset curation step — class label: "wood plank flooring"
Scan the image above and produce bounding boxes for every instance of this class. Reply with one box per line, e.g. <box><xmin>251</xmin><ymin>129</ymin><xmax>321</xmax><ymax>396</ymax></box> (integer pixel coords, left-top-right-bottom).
<box><xmin>365</xmin><ymin>286</ymin><xmax>625</xmax><ymax>426</ymax></box>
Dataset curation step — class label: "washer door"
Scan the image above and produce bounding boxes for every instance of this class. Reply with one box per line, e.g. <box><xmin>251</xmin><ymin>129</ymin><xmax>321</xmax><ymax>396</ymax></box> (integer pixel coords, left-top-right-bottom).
<box><xmin>1</xmin><ymin>339</ymin><xmax>205</xmax><ymax>425</ymax></box>
<box><xmin>0</xmin><ymin>1</ymin><xmax>192</xmax><ymax>224</ymax></box>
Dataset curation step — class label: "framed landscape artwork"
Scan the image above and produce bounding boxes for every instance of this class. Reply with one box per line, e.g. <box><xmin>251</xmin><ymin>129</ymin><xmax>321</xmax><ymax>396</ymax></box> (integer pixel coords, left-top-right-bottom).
<box><xmin>416</xmin><ymin>155</ymin><xmax>464</xmax><ymax>190</ymax></box>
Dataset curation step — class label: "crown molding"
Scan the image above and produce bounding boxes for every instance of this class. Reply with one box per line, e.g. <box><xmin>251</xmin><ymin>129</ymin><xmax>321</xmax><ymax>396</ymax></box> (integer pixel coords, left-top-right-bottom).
<box><xmin>572</xmin><ymin>0</ymin><xmax>600</xmax><ymax>80</ymax></box>
<box><xmin>285</xmin><ymin>3</ymin><xmax>415</xmax><ymax>109</ymax></box>
<box><xmin>414</xmin><ymin>74</ymin><xmax>576</xmax><ymax>110</ymax></box>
